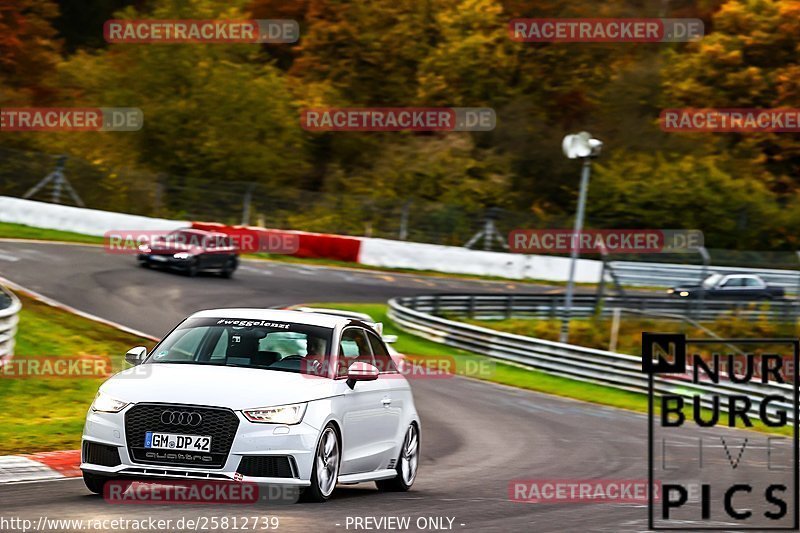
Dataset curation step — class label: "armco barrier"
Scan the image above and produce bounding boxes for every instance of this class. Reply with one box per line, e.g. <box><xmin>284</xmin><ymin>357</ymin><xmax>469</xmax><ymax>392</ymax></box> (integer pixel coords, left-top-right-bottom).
<box><xmin>0</xmin><ymin>285</ymin><xmax>21</xmax><ymax>359</ymax></box>
<box><xmin>388</xmin><ymin>295</ymin><xmax>797</xmax><ymax>421</ymax></box>
<box><xmin>358</xmin><ymin>238</ymin><xmax>602</xmax><ymax>282</ymax></box>
<box><xmin>406</xmin><ymin>293</ymin><xmax>800</xmax><ymax>322</ymax></box>
<box><xmin>610</xmin><ymin>261</ymin><xmax>800</xmax><ymax>296</ymax></box>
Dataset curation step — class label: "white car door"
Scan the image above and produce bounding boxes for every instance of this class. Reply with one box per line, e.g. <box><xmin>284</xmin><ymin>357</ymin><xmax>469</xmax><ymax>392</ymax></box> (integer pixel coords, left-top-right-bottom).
<box><xmin>337</xmin><ymin>327</ymin><xmax>396</xmax><ymax>475</ymax></box>
<box><xmin>366</xmin><ymin>330</ymin><xmax>404</xmax><ymax>463</ymax></box>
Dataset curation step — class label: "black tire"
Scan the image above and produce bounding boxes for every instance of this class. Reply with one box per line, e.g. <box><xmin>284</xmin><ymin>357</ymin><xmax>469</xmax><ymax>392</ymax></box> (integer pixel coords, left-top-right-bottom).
<box><xmin>139</xmin><ymin>261</ymin><xmax>150</xmax><ymax>268</ymax></box>
<box><xmin>83</xmin><ymin>472</ymin><xmax>109</xmax><ymax>494</ymax></box>
<box><xmin>186</xmin><ymin>261</ymin><xmax>199</xmax><ymax>277</ymax></box>
<box><xmin>300</xmin><ymin>424</ymin><xmax>340</xmax><ymax>503</ymax></box>
<box><xmin>83</xmin><ymin>473</ymin><xmax>133</xmax><ymax>496</ymax></box>
<box><xmin>376</xmin><ymin>424</ymin><xmax>419</xmax><ymax>492</ymax></box>
<box><xmin>220</xmin><ymin>258</ymin><xmax>237</xmax><ymax>278</ymax></box>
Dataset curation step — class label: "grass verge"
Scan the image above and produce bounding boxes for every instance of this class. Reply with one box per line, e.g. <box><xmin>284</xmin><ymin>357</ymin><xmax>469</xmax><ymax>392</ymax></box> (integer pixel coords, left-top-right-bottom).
<box><xmin>459</xmin><ymin>315</ymin><xmax>800</xmax><ymax>356</ymax></box>
<box><xmin>0</xmin><ymin>222</ymin><xmax>105</xmax><ymax>245</ymax></box>
<box><xmin>0</xmin><ymin>292</ymin><xmax>152</xmax><ymax>454</ymax></box>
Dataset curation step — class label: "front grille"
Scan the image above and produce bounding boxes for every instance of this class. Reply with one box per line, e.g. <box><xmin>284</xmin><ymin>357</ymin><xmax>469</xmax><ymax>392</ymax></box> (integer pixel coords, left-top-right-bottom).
<box><xmin>125</xmin><ymin>404</ymin><xmax>239</xmax><ymax>468</ymax></box>
<box><xmin>237</xmin><ymin>456</ymin><xmax>295</xmax><ymax>478</ymax></box>
<box><xmin>83</xmin><ymin>441</ymin><xmax>121</xmax><ymax>467</ymax></box>
<box><xmin>121</xmin><ymin>468</ymin><xmax>231</xmax><ymax>480</ymax></box>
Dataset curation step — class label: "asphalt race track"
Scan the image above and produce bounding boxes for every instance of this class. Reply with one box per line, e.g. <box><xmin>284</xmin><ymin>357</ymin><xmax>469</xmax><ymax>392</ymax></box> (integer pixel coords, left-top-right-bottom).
<box><xmin>0</xmin><ymin>241</ymin><xmax>788</xmax><ymax>532</ymax></box>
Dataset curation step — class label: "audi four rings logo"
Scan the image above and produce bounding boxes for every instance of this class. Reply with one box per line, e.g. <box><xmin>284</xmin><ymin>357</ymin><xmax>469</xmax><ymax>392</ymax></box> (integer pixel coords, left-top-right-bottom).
<box><xmin>160</xmin><ymin>411</ymin><xmax>203</xmax><ymax>426</ymax></box>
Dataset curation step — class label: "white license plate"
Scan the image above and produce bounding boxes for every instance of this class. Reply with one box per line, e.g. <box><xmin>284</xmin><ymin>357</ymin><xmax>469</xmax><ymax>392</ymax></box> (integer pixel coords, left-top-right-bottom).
<box><xmin>145</xmin><ymin>432</ymin><xmax>212</xmax><ymax>452</ymax></box>
<box><xmin>150</xmin><ymin>255</ymin><xmax>168</xmax><ymax>262</ymax></box>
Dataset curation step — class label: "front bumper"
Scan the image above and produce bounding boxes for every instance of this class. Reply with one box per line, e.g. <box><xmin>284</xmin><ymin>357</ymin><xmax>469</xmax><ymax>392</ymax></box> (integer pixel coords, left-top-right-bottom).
<box><xmin>137</xmin><ymin>254</ymin><xmax>192</xmax><ymax>270</ymax></box>
<box><xmin>81</xmin><ymin>407</ymin><xmax>318</xmax><ymax>486</ymax></box>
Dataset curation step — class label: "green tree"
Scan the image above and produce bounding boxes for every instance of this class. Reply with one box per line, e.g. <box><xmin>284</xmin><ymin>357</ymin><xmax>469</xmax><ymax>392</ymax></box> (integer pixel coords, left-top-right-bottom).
<box><xmin>51</xmin><ymin>0</ymin><xmax>309</xmax><ymax>188</ymax></box>
<box><xmin>663</xmin><ymin>0</ymin><xmax>800</xmax><ymax>195</ymax></box>
<box><xmin>416</xmin><ymin>0</ymin><xmax>517</xmax><ymax>107</ymax></box>
<box><xmin>0</xmin><ymin>0</ymin><xmax>61</xmax><ymax>105</ymax></box>
<box><xmin>291</xmin><ymin>0</ymin><xmax>437</xmax><ymax>105</ymax></box>
<box><xmin>587</xmin><ymin>152</ymin><xmax>785</xmax><ymax>249</ymax></box>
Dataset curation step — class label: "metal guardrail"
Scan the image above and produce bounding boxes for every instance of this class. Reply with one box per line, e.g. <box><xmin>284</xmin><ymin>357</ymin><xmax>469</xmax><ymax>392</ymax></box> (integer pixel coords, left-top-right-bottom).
<box><xmin>0</xmin><ymin>285</ymin><xmax>21</xmax><ymax>359</ymax></box>
<box><xmin>388</xmin><ymin>295</ymin><xmax>797</xmax><ymax>421</ymax></box>
<box><xmin>609</xmin><ymin>261</ymin><xmax>800</xmax><ymax>295</ymax></box>
<box><xmin>405</xmin><ymin>293</ymin><xmax>800</xmax><ymax>322</ymax></box>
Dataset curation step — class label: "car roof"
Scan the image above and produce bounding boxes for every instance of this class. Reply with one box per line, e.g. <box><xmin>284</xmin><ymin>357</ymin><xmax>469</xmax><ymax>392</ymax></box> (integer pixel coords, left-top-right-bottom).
<box><xmin>293</xmin><ymin>307</ymin><xmax>374</xmax><ymax>322</ymax></box>
<box><xmin>172</xmin><ymin>228</ymin><xmax>228</xmax><ymax>238</ymax></box>
<box><xmin>189</xmin><ymin>308</ymin><xmax>353</xmax><ymax>329</ymax></box>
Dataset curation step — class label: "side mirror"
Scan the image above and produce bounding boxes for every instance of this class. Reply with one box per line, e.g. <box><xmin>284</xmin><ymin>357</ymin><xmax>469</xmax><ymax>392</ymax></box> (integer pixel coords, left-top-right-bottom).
<box><xmin>125</xmin><ymin>346</ymin><xmax>148</xmax><ymax>366</ymax></box>
<box><xmin>382</xmin><ymin>335</ymin><xmax>398</xmax><ymax>344</ymax></box>
<box><xmin>346</xmin><ymin>362</ymin><xmax>379</xmax><ymax>389</ymax></box>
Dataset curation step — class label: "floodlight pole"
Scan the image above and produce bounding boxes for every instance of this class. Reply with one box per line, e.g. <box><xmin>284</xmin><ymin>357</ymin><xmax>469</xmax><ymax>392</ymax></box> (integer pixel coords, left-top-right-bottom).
<box><xmin>559</xmin><ymin>158</ymin><xmax>592</xmax><ymax>344</ymax></box>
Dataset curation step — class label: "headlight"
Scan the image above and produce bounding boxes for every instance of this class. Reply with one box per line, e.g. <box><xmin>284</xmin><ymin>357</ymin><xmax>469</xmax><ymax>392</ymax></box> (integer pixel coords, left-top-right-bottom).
<box><xmin>173</xmin><ymin>252</ymin><xmax>191</xmax><ymax>260</ymax></box>
<box><xmin>91</xmin><ymin>391</ymin><xmax>129</xmax><ymax>413</ymax></box>
<box><xmin>679</xmin><ymin>291</ymin><xmax>689</xmax><ymax>297</ymax></box>
<box><xmin>243</xmin><ymin>402</ymin><xmax>307</xmax><ymax>425</ymax></box>
<box><xmin>666</xmin><ymin>288</ymin><xmax>674</xmax><ymax>294</ymax></box>
<box><xmin>138</xmin><ymin>244</ymin><xmax>150</xmax><ymax>253</ymax></box>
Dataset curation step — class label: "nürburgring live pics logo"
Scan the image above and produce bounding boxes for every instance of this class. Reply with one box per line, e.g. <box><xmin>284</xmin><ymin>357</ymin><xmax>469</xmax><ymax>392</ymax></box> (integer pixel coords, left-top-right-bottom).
<box><xmin>643</xmin><ymin>333</ymin><xmax>799</xmax><ymax>530</ymax></box>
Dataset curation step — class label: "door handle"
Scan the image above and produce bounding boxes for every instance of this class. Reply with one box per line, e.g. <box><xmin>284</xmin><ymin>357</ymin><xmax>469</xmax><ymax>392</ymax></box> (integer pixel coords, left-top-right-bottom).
<box><xmin>381</xmin><ymin>398</ymin><xmax>392</xmax><ymax>406</ymax></box>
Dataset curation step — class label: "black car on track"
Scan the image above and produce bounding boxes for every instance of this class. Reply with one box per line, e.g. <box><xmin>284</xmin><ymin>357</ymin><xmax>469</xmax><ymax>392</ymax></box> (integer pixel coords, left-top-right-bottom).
<box><xmin>137</xmin><ymin>229</ymin><xmax>238</xmax><ymax>278</ymax></box>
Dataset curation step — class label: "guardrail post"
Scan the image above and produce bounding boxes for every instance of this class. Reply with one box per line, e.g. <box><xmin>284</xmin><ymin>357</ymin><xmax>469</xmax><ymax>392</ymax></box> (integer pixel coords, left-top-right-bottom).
<box><xmin>432</xmin><ymin>294</ymin><xmax>440</xmax><ymax>316</ymax></box>
<box><xmin>608</xmin><ymin>307</ymin><xmax>621</xmax><ymax>352</ymax></box>
<box><xmin>795</xmin><ymin>251</ymin><xmax>800</xmax><ymax>321</ymax></box>
<box><xmin>468</xmin><ymin>295</ymin><xmax>476</xmax><ymax>319</ymax></box>
<box><xmin>506</xmin><ymin>295</ymin><xmax>514</xmax><ymax>319</ymax></box>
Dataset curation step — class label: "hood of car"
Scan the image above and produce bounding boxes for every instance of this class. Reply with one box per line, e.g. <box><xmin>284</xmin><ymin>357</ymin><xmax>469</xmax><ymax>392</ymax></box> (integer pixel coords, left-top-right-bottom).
<box><xmin>101</xmin><ymin>363</ymin><xmax>339</xmax><ymax>410</ymax></box>
<box><xmin>670</xmin><ymin>284</ymin><xmax>700</xmax><ymax>291</ymax></box>
<box><xmin>148</xmin><ymin>242</ymin><xmax>201</xmax><ymax>254</ymax></box>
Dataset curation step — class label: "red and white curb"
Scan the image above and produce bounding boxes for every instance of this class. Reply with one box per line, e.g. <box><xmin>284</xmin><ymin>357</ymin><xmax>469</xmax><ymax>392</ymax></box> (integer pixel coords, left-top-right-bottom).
<box><xmin>0</xmin><ymin>279</ymin><xmax>153</xmax><ymax>485</ymax></box>
<box><xmin>0</xmin><ymin>450</ymin><xmax>81</xmax><ymax>483</ymax></box>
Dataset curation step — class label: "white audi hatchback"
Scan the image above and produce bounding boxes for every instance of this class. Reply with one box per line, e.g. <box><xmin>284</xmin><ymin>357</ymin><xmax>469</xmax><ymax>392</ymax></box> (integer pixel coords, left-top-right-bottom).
<box><xmin>81</xmin><ymin>309</ymin><xmax>420</xmax><ymax>502</ymax></box>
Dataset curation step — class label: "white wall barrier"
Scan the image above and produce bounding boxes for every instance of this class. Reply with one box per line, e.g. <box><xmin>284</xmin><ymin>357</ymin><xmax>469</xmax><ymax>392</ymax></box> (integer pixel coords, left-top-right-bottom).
<box><xmin>0</xmin><ymin>196</ymin><xmax>187</xmax><ymax>237</ymax></box>
<box><xmin>358</xmin><ymin>238</ymin><xmax>603</xmax><ymax>282</ymax></box>
<box><xmin>0</xmin><ymin>285</ymin><xmax>21</xmax><ymax>359</ymax></box>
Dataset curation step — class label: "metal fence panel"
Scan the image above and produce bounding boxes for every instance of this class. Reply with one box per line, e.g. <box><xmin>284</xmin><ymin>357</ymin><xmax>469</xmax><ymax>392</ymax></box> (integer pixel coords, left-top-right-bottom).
<box><xmin>389</xmin><ymin>296</ymin><xmax>796</xmax><ymax>421</ymax></box>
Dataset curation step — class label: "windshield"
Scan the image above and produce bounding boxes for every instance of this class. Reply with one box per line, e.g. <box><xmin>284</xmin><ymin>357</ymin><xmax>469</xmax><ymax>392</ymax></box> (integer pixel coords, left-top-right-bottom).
<box><xmin>701</xmin><ymin>274</ymin><xmax>723</xmax><ymax>288</ymax></box>
<box><xmin>146</xmin><ymin>317</ymin><xmax>333</xmax><ymax>376</ymax></box>
<box><xmin>156</xmin><ymin>230</ymin><xmax>209</xmax><ymax>247</ymax></box>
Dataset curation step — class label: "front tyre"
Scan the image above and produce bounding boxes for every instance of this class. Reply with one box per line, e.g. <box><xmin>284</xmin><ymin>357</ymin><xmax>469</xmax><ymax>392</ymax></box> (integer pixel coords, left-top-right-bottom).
<box><xmin>83</xmin><ymin>473</ymin><xmax>133</xmax><ymax>496</ymax></box>
<box><xmin>301</xmin><ymin>425</ymin><xmax>340</xmax><ymax>503</ymax></box>
<box><xmin>185</xmin><ymin>261</ymin><xmax>199</xmax><ymax>277</ymax></box>
<box><xmin>220</xmin><ymin>258</ymin><xmax>237</xmax><ymax>278</ymax></box>
<box><xmin>83</xmin><ymin>472</ymin><xmax>107</xmax><ymax>494</ymax></box>
<box><xmin>376</xmin><ymin>423</ymin><xmax>419</xmax><ymax>492</ymax></box>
